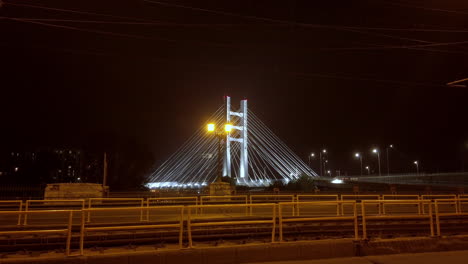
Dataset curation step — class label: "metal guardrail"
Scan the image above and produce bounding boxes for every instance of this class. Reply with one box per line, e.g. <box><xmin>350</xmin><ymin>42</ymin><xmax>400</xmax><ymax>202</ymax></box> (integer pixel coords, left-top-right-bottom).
<box><xmin>250</xmin><ymin>194</ymin><xmax>295</xmax><ymax>204</ymax></box>
<box><xmin>186</xmin><ymin>203</ymin><xmax>276</xmax><ymax>248</ymax></box>
<box><xmin>147</xmin><ymin>197</ymin><xmax>198</xmax><ymax>206</ymax></box>
<box><xmin>0</xmin><ymin>200</ymin><xmax>23</xmax><ymax>225</ymax></box>
<box><xmin>434</xmin><ymin>198</ymin><xmax>468</xmax><ymax>236</ymax></box>
<box><xmin>5</xmin><ymin>195</ymin><xmax>468</xmax><ymax>256</ymax></box>
<box><xmin>341</xmin><ymin>195</ymin><xmax>381</xmax><ymax>215</ymax></box>
<box><xmin>381</xmin><ymin>195</ymin><xmax>421</xmax><ymax>215</ymax></box>
<box><xmin>361</xmin><ymin>199</ymin><xmax>434</xmax><ymax>239</ymax></box>
<box><xmin>420</xmin><ymin>195</ymin><xmax>457</xmax><ymax>214</ymax></box>
<box><xmin>279</xmin><ymin>201</ymin><xmax>358</xmax><ymax>241</ymax></box>
<box><xmin>296</xmin><ymin>194</ymin><xmax>339</xmax><ymax>202</ymax></box>
<box><xmin>296</xmin><ymin>195</ymin><xmax>340</xmax><ymax>215</ymax></box>
<box><xmin>200</xmin><ymin>195</ymin><xmax>248</xmax><ymax>205</ymax></box>
<box><xmin>0</xmin><ymin>210</ymin><xmax>74</xmax><ymax>256</ymax></box>
<box><xmin>87</xmin><ymin>198</ymin><xmax>145</xmax><ymax>222</ymax></box>
<box><xmin>79</xmin><ymin>206</ymin><xmax>185</xmax><ymax>255</ymax></box>
<box><xmin>23</xmin><ymin>199</ymin><xmax>85</xmax><ymax>225</ymax></box>
<box><xmin>146</xmin><ymin>197</ymin><xmax>197</xmax><ymax>220</ymax></box>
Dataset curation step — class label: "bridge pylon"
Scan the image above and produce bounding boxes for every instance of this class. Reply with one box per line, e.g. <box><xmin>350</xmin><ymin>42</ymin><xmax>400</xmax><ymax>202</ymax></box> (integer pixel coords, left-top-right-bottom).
<box><xmin>223</xmin><ymin>96</ymin><xmax>248</xmax><ymax>182</ymax></box>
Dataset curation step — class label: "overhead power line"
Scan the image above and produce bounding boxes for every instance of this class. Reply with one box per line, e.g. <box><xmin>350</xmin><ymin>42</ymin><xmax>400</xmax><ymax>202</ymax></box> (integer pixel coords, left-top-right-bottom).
<box><xmin>381</xmin><ymin>0</ymin><xmax>468</xmax><ymax>16</ymax></box>
<box><xmin>4</xmin><ymin>1</ymin><xmax>157</xmax><ymax>22</ymax></box>
<box><xmin>5</xmin><ymin>17</ymin><xmax>243</xmax><ymax>49</ymax></box>
<box><xmin>322</xmin><ymin>40</ymin><xmax>468</xmax><ymax>51</ymax></box>
<box><xmin>142</xmin><ymin>0</ymin><xmax>468</xmax><ymax>33</ymax></box>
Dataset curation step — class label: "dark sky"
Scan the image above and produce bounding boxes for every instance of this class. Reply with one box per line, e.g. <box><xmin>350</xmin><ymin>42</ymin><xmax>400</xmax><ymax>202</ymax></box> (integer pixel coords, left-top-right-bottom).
<box><xmin>1</xmin><ymin>0</ymin><xmax>468</xmax><ymax>176</ymax></box>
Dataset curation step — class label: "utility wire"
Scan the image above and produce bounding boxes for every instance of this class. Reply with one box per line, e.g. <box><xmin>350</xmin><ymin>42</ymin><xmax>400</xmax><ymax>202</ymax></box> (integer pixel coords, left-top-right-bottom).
<box><xmin>381</xmin><ymin>0</ymin><xmax>468</xmax><ymax>16</ymax></box>
<box><xmin>5</xmin><ymin>17</ymin><xmax>243</xmax><ymax>49</ymax></box>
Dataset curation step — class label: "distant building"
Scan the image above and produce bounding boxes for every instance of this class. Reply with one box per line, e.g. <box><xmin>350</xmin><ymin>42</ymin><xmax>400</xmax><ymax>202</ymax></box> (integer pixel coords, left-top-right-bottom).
<box><xmin>0</xmin><ymin>148</ymin><xmax>100</xmax><ymax>184</ymax></box>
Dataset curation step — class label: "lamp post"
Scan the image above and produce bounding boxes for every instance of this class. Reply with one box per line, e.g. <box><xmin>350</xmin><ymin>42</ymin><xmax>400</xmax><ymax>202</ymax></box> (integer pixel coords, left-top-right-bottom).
<box><xmin>372</xmin><ymin>148</ymin><xmax>381</xmax><ymax>176</ymax></box>
<box><xmin>386</xmin><ymin>144</ymin><xmax>393</xmax><ymax>175</ymax></box>
<box><xmin>365</xmin><ymin>166</ymin><xmax>370</xmax><ymax>175</ymax></box>
<box><xmin>308</xmin><ymin>153</ymin><xmax>315</xmax><ymax>168</ymax></box>
<box><xmin>355</xmin><ymin>153</ymin><xmax>363</xmax><ymax>176</ymax></box>
<box><xmin>414</xmin><ymin>160</ymin><xmax>419</xmax><ymax>174</ymax></box>
<box><xmin>207</xmin><ymin>123</ymin><xmax>232</xmax><ymax>182</ymax></box>
<box><xmin>320</xmin><ymin>149</ymin><xmax>327</xmax><ymax>177</ymax></box>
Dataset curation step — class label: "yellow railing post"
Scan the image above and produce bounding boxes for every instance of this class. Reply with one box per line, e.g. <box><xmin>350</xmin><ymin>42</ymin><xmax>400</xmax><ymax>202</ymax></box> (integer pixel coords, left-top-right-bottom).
<box><xmin>199</xmin><ymin>197</ymin><xmax>204</xmax><ymax>215</ymax></box>
<box><xmin>17</xmin><ymin>201</ymin><xmax>23</xmax><ymax>226</ymax></box>
<box><xmin>249</xmin><ymin>196</ymin><xmax>253</xmax><ymax>216</ymax></box>
<box><xmin>353</xmin><ymin>202</ymin><xmax>359</xmax><ymax>239</ymax></box>
<box><xmin>179</xmin><ymin>207</ymin><xmax>184</xmax><ymax>248</ymax></box>
<box><xmin>278</xmin><ymin>204</ymin><xmax>283</xmax><ymax>242</ymax></box>
<box><xmin>80</xmin><ymin>210</ymin><xmax>85</xmax><ymax>255</ymax></box>
<box><xmin>361</xmin><ymin>200</ymin><xmax>367</xmax><ymax>239</ymax></box>
<box><xmin>187</xmin><ymin>207</ymin><xmax>193</xmax><ymax>248</ymax></box>
<box><xmin>336</xmin><ymin>196</ymin><xmax>340</xmax><ymax>216</ymax></box>
<box><xmin>146</xmin><ymin>199</ymin><xmax>150</xmax><ymax>221</ymax></box>
<box><xmin>378</xmin><ymin>195</ymin><xmax>382</xmax><ymax>215</ymax></box>
<box><xmin>428</xmin><ymin>200</ymin><xmax>434</xmax><ymax>237</ymax></box>
<box><xmin>23</xmin><ymin>201</ymin><xmax>29</xmax><ymax>225</ymax></box>
<box><xmin>272</xmin><ymin>204</ymin><xmax>276</xmax><ymax>243</ymax></box>
<box><xmin>418</xmin><ymin>195</ymin><xmax>422</xmax><ymax>215</ymax></box>
<box><xmin>66</xmin><ymin>211</ymin><xmax>73</xmax><ymax>256</ymax></box>
<box><xmin>245</xmin><ymin>196</ymin><xmax>249</xmax><ymax>216</ymax></box>
<box><xmin>140</xmin><ymin>199</ymin><xmax>145</xmax><ymax>221</ymax></box>
<box><xmin>340</xmin><ymin>197</ymin><xmax>344</xmax><ymax>216</ymax></box>
<box><xmin>87</xmin><ymin>199</ymin><xmax>92</xmax><ymax>222</ymax></box>
<box><xmin>455</xmin><ymin>197</ymin><xmax>460</xmax><ymax>214</ymax></box>
<box><xmin>435</xmin><ymin>201</ymin><xmax>440</xmax><ymax>236</ymax></box>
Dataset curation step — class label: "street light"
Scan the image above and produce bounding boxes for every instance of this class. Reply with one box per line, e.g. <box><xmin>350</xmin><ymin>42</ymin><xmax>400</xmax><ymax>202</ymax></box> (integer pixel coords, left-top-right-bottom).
<box><xmin>414</xmin><ymin>160</ymin><xmax>419</xmax><ymax>174</ymax></box>
<box><xmin>365</xmin><ymin>166</ymin><xmax>370</xmax><ymax>175</ymax></box>
<box><xmin>386</xmin><ymin>144</ymin><xmax>393</xmax><ymax>175</ymax></box>
<box><xmin>206</xmin><ymin>123</ymin><xmax>232</xmax><ymax>181</ymax></box>
<box><xmin>308</xmin><ymin>153</ymin><xmax>315</xmax><ymax>168</ymax></box>
<box><xmin>319</xmin><ymin>149</ymin><xmax>327</xmax><ymax>177</ymax></box>
<box><xmin>372</xmin><ymin>148</ymin><xmax>381</xmax><ymax>176</ymax></box>
<box><xmin>354</xmin><ymin>152</ymin><xmax>363</xmax><ymax>176</ymax></box>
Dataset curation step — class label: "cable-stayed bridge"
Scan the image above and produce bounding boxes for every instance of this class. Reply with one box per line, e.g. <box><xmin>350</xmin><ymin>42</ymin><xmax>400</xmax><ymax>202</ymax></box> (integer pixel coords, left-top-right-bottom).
<box><xmin>147</xmin><ymin>97</ymin><xmax>317</xmax><ymax>188</ymax></box>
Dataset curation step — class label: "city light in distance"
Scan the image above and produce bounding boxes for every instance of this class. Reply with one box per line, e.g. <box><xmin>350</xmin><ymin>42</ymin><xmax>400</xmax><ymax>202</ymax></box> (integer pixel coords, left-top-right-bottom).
<box><xmin>372</xmin><ymin>148</ymin><xmax>378</xmax><ymax>153</ymax></box>
<box><xmin>355</xmin><ymin>153</ymin><xmax>360</xmax><ymax>158</ymax></box>
<box><xmin>331</xmin><ymin>178</ymin><xmax>343</xmax><ymax>184</ymax></box>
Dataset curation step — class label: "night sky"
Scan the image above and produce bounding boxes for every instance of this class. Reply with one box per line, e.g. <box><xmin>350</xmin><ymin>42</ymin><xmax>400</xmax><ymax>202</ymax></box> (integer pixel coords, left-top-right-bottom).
<box><xmin>1</xmin><ymin>0</ymin><xmax>468</xmax><ymax>179</ymax></box>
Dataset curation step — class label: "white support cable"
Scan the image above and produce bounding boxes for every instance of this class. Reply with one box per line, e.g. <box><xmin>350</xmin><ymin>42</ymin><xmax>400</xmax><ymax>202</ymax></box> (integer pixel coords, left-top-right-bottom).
<box><xmin>249</xmin><ymin>110</ymin><xmax>318</xmax><ymax>176</ymax></box>
<box><xmin>248</xmin><ymin>123</ymin><xmax>298</xmax><ymax>178</ymax></box>
<box><xmin>248</xmin><ymin>143</ymin><xmax>277</xmax><ymax>181</ymax></box>
<box><xmin>147</xmin><ymin>104</ymin><xmax>318</xmax><ymax>187</ymax></box>
<box><xmin>149</xmin><ymin>106</ymin><xmax>224</xmax><ymax>183</ymax></box>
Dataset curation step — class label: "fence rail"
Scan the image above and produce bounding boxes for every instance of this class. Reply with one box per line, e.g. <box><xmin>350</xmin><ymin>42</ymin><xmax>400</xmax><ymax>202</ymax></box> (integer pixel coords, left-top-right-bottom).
<box><xmin>186</xmin><ymin>203</ymin><xmax>276</xmax><ymax>248</ymax></box>
<box><xmin>3</xmin><ymin>195</ymin><xmax>468</xmax><ymax>257</ymax></box>
<box><xmin>279</xmin><ymin>201</ymin><xmax>358</xmax><ymax>241</ymax></box>
<box><xmin>0</xmin><ymin>210</ymin><xmax>74</xmax><ymax>255</ymax></box>
<box><xmin>361</xmin><ymin>199</ymin><xmax>434</xmax><ymax>239</ymax></box>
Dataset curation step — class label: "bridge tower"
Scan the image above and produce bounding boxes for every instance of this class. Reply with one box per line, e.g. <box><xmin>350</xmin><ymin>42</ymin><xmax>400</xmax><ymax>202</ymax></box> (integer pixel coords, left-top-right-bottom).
<box><xmin>223</xmin><ymin>96</ymin><xmax>248</xmax><ymax>182</ymax></box>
